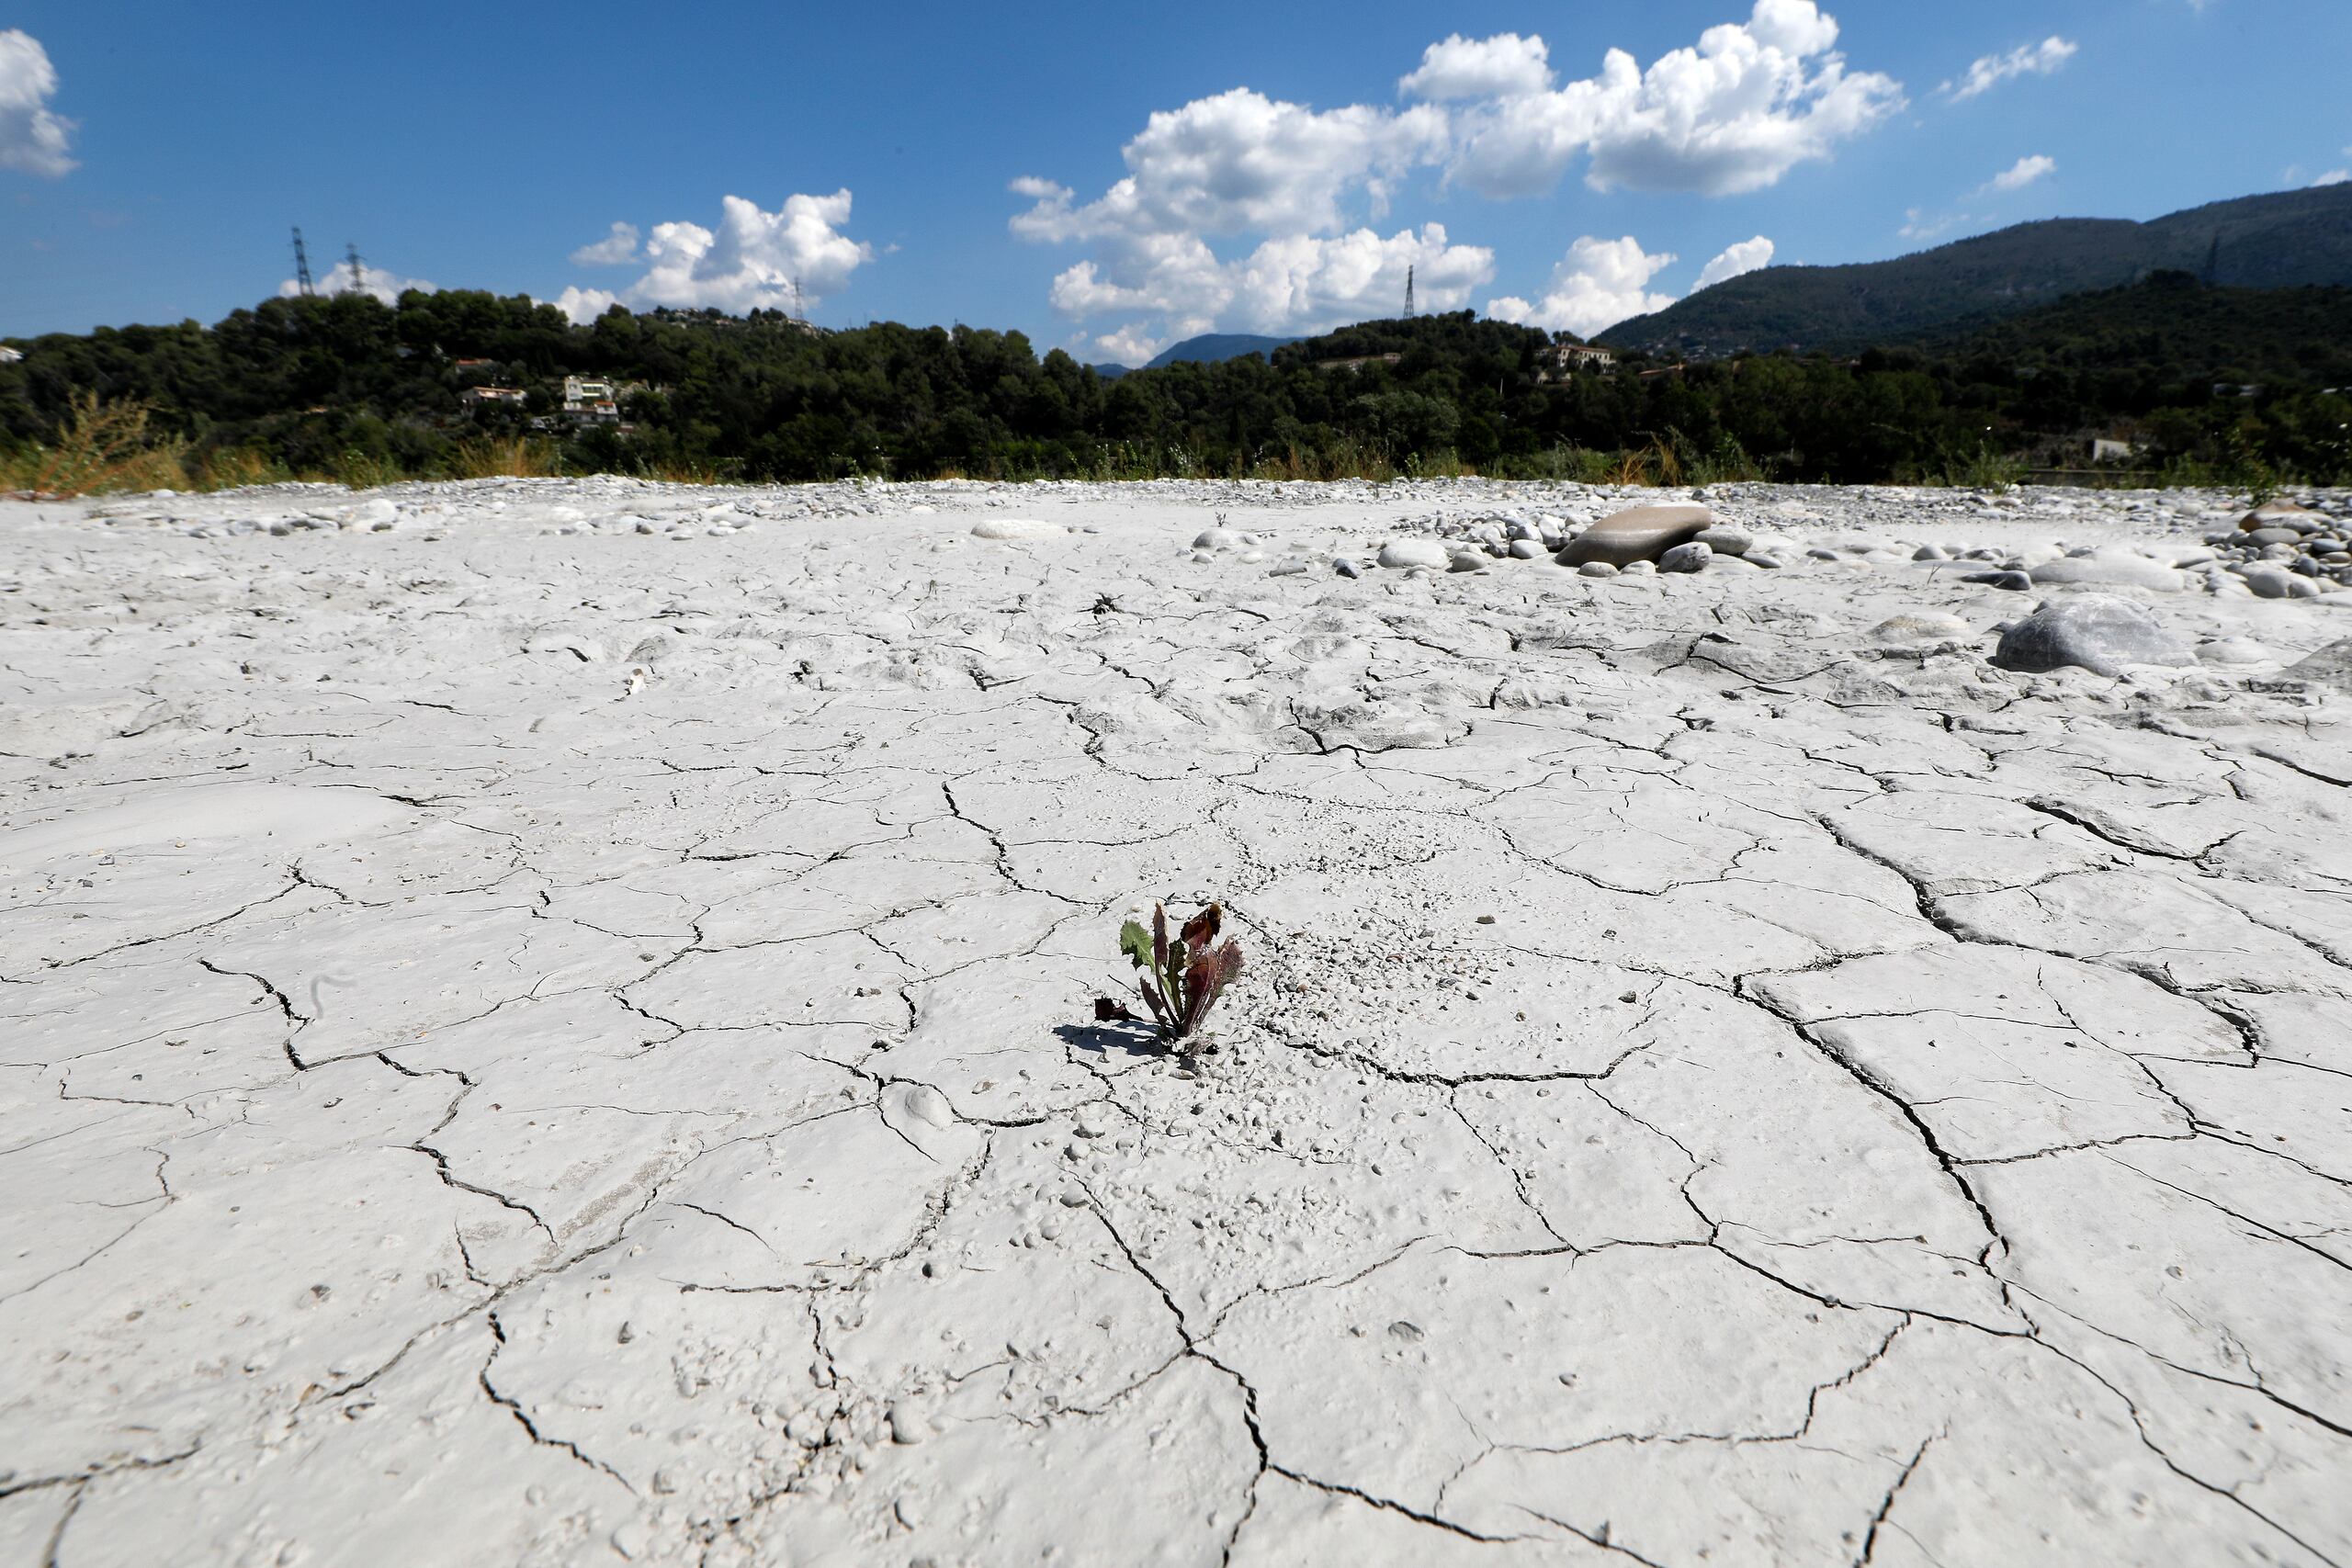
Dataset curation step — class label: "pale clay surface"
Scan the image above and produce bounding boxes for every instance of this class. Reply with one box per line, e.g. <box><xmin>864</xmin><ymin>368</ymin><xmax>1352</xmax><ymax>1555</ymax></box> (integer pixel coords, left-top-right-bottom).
<box><xmin>1</xmin><ymin>475</ymin><xmax>2348</xmax><ymax>1568</ymax></box>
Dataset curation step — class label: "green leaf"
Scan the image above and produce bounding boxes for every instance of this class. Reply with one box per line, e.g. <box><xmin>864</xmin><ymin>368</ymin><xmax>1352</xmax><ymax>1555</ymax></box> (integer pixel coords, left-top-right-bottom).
<box><xmin>1119</xmin><ymin>919</ymin><xmax>1152</xmax><ymax>969</ymax></box>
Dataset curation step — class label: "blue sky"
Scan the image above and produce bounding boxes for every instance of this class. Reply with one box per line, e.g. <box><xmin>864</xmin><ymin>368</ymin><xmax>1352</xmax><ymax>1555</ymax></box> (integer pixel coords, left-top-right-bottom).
<box><xmin>4</xmin><ymin>0</ymin><xmax>2347</xmax><ymax>361</ymax></box>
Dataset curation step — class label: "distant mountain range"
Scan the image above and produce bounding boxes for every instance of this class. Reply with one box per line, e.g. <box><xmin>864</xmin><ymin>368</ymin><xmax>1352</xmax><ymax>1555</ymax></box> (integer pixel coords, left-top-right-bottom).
<box><xmin>1091</xmin><ymin>333</ymin><xmax>1301</xmax><ymax>378</ymax></box>
<box><xmin>1599</xmin><ymin>185</ymin><xmax>2352</xmax><ymax>356</ymax></box>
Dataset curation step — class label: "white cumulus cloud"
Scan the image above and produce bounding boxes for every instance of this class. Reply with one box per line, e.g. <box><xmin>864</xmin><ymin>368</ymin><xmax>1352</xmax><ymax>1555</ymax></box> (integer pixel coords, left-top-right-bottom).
<box><xmin>1015</xmin><ymin>5</ymin><xmax>1898</xmax><ymax>344</ymax></box>
<box><xmin>1012</xmin><ymin>89</ymin><xmax>1448</xmax><ymax>243</ymax></box>
<box><xmin>551</xmin><ymin>287</ymin><xmax>623</xmax><ymax>323</ymax></box>
<box><xmin>1059</xmin><ymin>222</ymin><xmax>1494</xmax><ymax>350</ymax></box>
<box><xmin>1944</xmin><ymin>36</ymin><xmax>2077</xmax><ymax>100</ymax></box>
<box><xmin>277</xmin><ymin>259</ymin><xmax>437</xmax><ymax>307</ymax></box>
<box><xmin>1899</xmin><ymin>207</ymin><xmax>1963</xmax><ymax>243</ymax></box>
<box><xmin>1439</xmin><ymin>0</ymin><xmax>1905</xmax><ymax>197</ymax></box>
<box><xmin>0</xmin><ymin>29</ymin><xmax>76</xmax><ymax>177</ymax></box>
<box><xmin>1089</xmin><ymin>324</ymin><xmax>1168</xmax><ymax>367</ymax></box>
<box><xmin>570</xmin><ymin>222</ymin><xmax>639</xmax><ymax>266</ymax></box>
<box><xmin>552</xmin><ymin>191</ymin><xmax>873</xmax><ymax>323</ymax></box>
<box><xmin>1984</xmin><ymin>153</ymin><xmax>2056</xmax><ymax>193</ymax></box>
<box><xmin>1398</xmin><ymin>33</ymin><xmax>1554</xmax><ymax>101</ymax></box>
<box><xmin>1231</xmin><ymin>225</ymin><xmax>1495</xmax><ymax>330</ymax></box>
<box><xmin>2313</xmin><ymin>169</ymin><xmax>2349</xmax><ymax>188</ymax></box>
<box><xmin>1694</xmin><ymin>235</ymin><xmax>1776</xmax><ymax>289</ymax></box>
<box><xmin>1487</xmin><ymin>236</ymin><xmax>1679</xmax><ymax>338</ymax></box>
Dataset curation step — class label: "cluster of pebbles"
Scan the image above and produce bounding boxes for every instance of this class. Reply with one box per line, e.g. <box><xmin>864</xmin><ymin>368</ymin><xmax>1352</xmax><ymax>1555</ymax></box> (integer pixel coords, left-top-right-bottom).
<box><xmin>1283</xmin><ymin>503</ymin><xmax>1801</xmax><ymax>579</ymax></box>
<box><xmin>1313</xmin><ymin>491</ymin><xmax>2352</xmax><ymax>605</ymax></box>
<box><xmin>2199</xmin><ymin>497</ymin><xmax>2352</xmax><ymax>598</ymax></box>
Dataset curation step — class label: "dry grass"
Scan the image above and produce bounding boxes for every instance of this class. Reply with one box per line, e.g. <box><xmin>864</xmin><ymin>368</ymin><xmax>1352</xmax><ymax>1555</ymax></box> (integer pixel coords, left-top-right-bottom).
<box><xmin>1600</xmin><ymin>437</ymin><xmax>1683</xmax><ymax>488</ymax></box>
<box><xmin>194</xmin><ymin>446</ymin><xmax>291</xmax><ymax>491</ymax></box>
<box><xmin>333</xmin><ymin>449</ymin><xmax>404</xmax><ymax>491</ymax></box>
<box><xmin>1</xmin><ymin>392</ymin><xmax>190</xmax><ymax>497</ymax></box>
<box><xmin>645</xmin><ymin>457</ymin><xmax>737</xmax><ymax>485</ymax></box>
<box><xmin>453</xmin><ymin>435</ymin><xmax>560</xmax><ymax>480</ymax></box>
<box><xmin>1246</xmin><ymin>438</ymin><xmax>1407</xmax><ymax>483</ymax></box>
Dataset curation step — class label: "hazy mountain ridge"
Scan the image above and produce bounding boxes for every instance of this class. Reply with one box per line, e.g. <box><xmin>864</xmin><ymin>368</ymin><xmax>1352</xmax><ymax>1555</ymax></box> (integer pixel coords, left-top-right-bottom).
<box><xmin>1599</xmin><ymin>185</ymin><xmax>2352</xmax><ymax>355</ymax></box>
<box><xmin>1089</xmin><ymin>333</ymin><xmax>1302</xmax><ymax>380</ymax></box>
<box><xmin>1146</xmin><ymin>333</ymin><xmax>1301</xmax><ymax>368</ymax></box>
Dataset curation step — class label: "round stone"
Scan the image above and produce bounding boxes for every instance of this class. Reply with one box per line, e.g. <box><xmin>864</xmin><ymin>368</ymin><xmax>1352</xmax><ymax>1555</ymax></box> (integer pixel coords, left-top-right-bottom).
<box><xmin>2241</xmin><ymin>566</ymin><xmax>2321</xmax><ymax>599</ymax></box>
<box><xmin>1994</xmin><ymin>594</ymin><xmax>2198</xmax><ymax>677</ymax></box>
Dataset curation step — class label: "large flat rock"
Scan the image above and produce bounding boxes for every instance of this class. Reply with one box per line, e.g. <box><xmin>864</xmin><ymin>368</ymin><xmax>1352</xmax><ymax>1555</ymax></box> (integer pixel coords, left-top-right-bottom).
<box><xmin>1555</xmin><ymin>502</ymin><xmax>1713</xmax><ymax>566</ymax></box>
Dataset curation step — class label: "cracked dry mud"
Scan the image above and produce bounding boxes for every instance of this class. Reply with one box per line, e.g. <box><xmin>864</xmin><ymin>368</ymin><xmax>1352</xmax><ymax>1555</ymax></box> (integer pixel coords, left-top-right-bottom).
<box><xmin>2</xmin><ymin>476</ymin><xmax>2348</xmax><ymax>1568</ymax></box>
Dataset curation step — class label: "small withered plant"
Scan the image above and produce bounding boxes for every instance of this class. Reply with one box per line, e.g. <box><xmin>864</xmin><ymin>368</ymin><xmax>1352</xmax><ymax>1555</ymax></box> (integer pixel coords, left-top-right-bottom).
<box><xmin>1093</xmin><ymin>902</ymin><xmax>1244</xmax><ymax>1045</ymax></box>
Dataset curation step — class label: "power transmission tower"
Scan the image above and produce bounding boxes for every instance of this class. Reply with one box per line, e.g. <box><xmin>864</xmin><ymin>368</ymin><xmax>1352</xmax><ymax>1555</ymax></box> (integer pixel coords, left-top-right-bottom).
<box><xmin>1405</xmin><ymin>265</ymin><xmax>1416</xmax><ymax>319</ymax></box>
<box><xmin>290</xmin><ymin>228</ymin><xmax>315</xmax><ymax>296</ymax></box>
<box><xmin>790</xmin><ymin>277</ymin><xmax>805</xmax><ymax>322</ymax></box>
<box><xmin>345</xmin><ymin>243</ymin><xmax>367</xmax><ymax>293</ymax></box>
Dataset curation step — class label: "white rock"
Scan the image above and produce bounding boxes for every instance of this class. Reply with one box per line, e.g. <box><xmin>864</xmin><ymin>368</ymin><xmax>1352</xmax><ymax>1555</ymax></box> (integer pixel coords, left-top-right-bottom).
<box><xmin>1376</xmin><ymin>538</ymin><xmax>1451</xmax><ymax>570</ymax></box>
<box><xmin>2196</xmin><ymin>637</ymin><xmax>2270</xmax><ymax>665</ymax></box>
<box><xmin>971</xmin><ymin>517</ymin><xmax>1064</xmax><ymax>540</ymax></box>
<box><xmin>2028</xmin><ymin>548</ymin><xmax>2187</xmax><ymax>592</ymax></box>
<box><xmin>1871</xmin><ymin>613</ymin><xmax>1973</xmax><ymax>644</ymax></box>
<box><xmin>904</xmin><ymin>1085</ymin><xmax>956</xmax><ymax>1128</ymax></box>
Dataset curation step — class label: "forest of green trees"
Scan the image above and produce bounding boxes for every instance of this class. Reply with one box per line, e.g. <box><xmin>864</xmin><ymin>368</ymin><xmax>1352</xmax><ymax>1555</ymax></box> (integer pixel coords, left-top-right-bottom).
<box><xmin>3</xmin><ymin>272</ymin><xmax>2347</xmax><ymax>493</ymax></box>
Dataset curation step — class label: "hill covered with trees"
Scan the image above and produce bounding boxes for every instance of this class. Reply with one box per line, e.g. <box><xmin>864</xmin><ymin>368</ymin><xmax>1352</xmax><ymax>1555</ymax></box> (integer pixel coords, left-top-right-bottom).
<box><xmin>3</xmin><ymin>279</ymin><xmax>2348</xmax><ymax>492</ymax></box>
<box><xmin>1601</xmin><ymin>185</ymin><xmax>2352</xmax><ymax>357</ymax></box>
<box><xmin>1892</xmin><ymin>272</ymin><xmax>2352</xmax><ymax>386</ymax></box>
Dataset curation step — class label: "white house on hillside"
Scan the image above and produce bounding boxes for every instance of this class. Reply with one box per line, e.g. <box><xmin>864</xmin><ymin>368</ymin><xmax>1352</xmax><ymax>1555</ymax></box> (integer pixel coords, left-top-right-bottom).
<box><xmin>562</xmin><ymin>376</ymin><xmax>621</xmax><ymax>423</ymax></box>
<box><xmin>1537</xmin><ymin>342</ymin><xmax>1615</xmax><ymax>382</ymax></box>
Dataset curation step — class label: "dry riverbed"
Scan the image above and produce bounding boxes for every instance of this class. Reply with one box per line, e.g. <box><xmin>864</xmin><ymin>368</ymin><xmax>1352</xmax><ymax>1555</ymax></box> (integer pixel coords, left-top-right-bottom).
<box><xmin>3</xmin><ymin>475</ymin><xmax>2348</xmax><ymax>1567</ymax></box>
